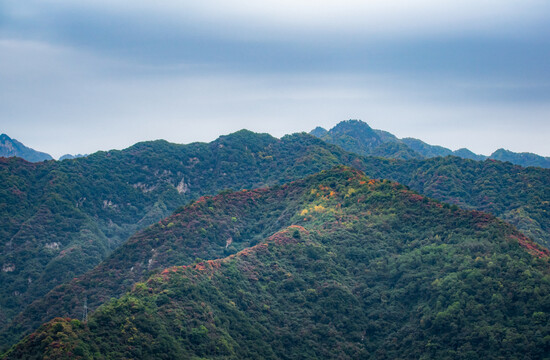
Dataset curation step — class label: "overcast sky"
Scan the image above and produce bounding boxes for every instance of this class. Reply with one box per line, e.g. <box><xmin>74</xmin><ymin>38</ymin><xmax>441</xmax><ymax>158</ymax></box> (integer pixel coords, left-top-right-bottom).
<box><xmin>1</xmin><ymin>0</ymin><xmax>549</xmax><ymax>158</ymax></box>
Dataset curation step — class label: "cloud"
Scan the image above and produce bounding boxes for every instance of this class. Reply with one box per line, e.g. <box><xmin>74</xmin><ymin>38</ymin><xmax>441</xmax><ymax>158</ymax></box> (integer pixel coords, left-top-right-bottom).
<box><xmin>3</xmin><ymin>0</ymin><xmax>550</xmax><ymax>78</ymax></box>
<box><xmin>1</xmin><ymin>2</ymin><xmax>549</xmax><ymax>158</ymax></box>
<box><xmin>4</xmin><ymin>0</ymin><xmax>550</xmax><ymax>48</ymax></box>
<box><xmin>13</xmin><ymin>0</ymin><xmax>549</xmax><ymax>37</ymax></box>
<box><xmin>1</xmin><ymin>39</ymin><xmax>549</xmax><ymax>158</ymax></box>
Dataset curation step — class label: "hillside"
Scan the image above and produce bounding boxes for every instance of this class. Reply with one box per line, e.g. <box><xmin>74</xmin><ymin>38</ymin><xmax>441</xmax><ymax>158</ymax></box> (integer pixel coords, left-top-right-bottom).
<box><xmin>491</xmin><ymin>148</ymin><xmax>550</xmax><ymax>169</ymax></box>
<box><xmin>1</xmin><ymin>131</ymin><xmax>549</xmax><ymax>350</ymax></box>
<box><xmin>0</xmin><ymin>131</ymin><xmax>356</xmax><ymax>330</ymax></box>
<box><xmin>0</xmin><ymin>134</ymin><xmax>53</xmax><ymax>162</ymax></box>
<box><xmin>371</xmin><ymin>156</ymin><xmax>550</xmax><ymax>249</ymax></box>
<box><xmin>4</xmin><ymin>168</ymin><xmax>549</xmax><ymax>359</ymax></box>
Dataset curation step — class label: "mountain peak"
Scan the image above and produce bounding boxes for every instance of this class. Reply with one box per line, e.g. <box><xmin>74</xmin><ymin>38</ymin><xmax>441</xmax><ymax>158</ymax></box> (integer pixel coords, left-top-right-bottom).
<box><xmin>310</xmin><ymin>119</ymin><xmax>383</xmax><ymax>156</ymax></box>
<box><xmin>329</xmin><ymin>119</ymin><xmax>375</xmax><ymax>133</ymax></box>
<box><xmin>310</xmin><ymin>126</ymin><xmax>328</xmax><ymax>138</ymax></box>
<box><xmin>0</xmin><ymin>134</ymin><xmax>53</xmax><ymax>162</ymax></box>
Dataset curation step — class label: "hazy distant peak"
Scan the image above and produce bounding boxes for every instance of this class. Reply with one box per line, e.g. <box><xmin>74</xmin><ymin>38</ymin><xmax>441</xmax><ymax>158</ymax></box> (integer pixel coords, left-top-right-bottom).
<box><xmin>0</xmin><ymin>133</ymin><xmax>53</xmax><ymax>162</ymax></box>
<box><xmin>310</xmin><ymin>126</ymin><xmax>328</xmax><ymax>138</ymax></box>
<box><xmin>59</xmin><ymin>154</ymin><xmax>88</xmax><ymax>161</ymax></box>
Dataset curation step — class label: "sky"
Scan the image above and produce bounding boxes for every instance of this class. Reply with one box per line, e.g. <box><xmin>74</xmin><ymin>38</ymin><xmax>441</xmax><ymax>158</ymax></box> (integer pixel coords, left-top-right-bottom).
<box><xmin>1</xmin><ymin>0</ymin><xmax>550</xmax><ymax>159</ymax></box>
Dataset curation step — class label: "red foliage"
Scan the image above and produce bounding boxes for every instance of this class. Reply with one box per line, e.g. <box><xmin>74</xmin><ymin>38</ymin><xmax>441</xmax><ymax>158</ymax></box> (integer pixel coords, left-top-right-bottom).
<box><xmin>10</xmin><ymin>187</ymin><xmax>24</xmax><ymax>196</ymax></box>
<box><xmin>511</xmin><ymin>234</ymin><xmax>550</xmax><ymax>258</ymax></box>
<box><xmin>157</xmin><ymin>226</ymin><xmax>309</xmax><ymax>282</ymax></box>
<box><xmin>409</xmin><ymin>194</ymin><xmax>424</xmax><ymax>202</ymax></box>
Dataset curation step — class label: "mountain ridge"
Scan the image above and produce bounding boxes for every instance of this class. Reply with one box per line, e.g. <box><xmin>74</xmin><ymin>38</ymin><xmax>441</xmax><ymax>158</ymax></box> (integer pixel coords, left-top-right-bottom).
<box><xmin>0</xmin><ymin>134</ymin><xmax>53</xmax><ymax>162</ymax></box>
<box><xmin>1</xmin><ymin>130</ymin><xmax>549</xmax><ymax>350</ymax></box>
<box><xmin>4</xmin><ymin>167</ymin><xmax>549</xmax><ymax>359</ymax></box>
<box><xmin>312</xmin><ymin>120</ymin><xmax>550</xmax><ymax>168</ymax></box>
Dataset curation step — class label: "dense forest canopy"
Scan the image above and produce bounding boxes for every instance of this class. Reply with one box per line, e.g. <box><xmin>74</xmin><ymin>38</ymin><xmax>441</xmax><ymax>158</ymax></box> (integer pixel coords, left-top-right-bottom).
<box><xmin>1</xmin><ymin>130</ymin><xmax>549</xmax><ymax>352</ymax></box>
<box><xmin>4</xmin><ymin>168</ymin><xmax>549</xmax><ymax>359</ymax></box>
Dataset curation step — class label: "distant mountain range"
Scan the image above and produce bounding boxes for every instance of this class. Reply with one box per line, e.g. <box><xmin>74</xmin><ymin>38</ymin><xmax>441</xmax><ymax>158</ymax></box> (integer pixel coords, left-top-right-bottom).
<box><xmin>311</xmin><ymin>120</ymin><xmax>550</xmax><ymax>168</ymax></box>
<box><xmin>2</xmin><ymin>123</ymin><xmax>548</xmax><ymax>168</ymax></box>
<box><xmin>0</xmin><ymin>134</ymin><xmax>88</xmax><ymax>162</ymax></box>
<box><xmin>0</xmin><ymin>134</ymin><xmax>52</xmax><ymax>162</ymax></box>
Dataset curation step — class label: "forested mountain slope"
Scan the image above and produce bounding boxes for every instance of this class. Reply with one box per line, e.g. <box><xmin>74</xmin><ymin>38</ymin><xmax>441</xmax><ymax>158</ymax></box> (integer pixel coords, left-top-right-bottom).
<box><xmin>490</xmin><ymin>148</ymin><xmax>550</xmax><ymax>169</ymax></box>
<box><xmin>1</xmin><ymin>131</ymin><xmax>549</xmax><ymax>350</ymax></box>
<box><xmin>311</xmin><ymin>120</ymin><xmax>474</xmax><ymax>160</ymax></box>
<box><xmin>313</xmin><ymin>120</ymin><xmax>549</xmax><ymax>168</ymax></box>
<box><xmin>5</xmin><ymin>168</ymin><xmax>549</xmax><ymax>359</ymax></box>
<box><xmin>0</xmin><ymin>131</ymin><xmax>351</xmax><ymax>329</ymax></box>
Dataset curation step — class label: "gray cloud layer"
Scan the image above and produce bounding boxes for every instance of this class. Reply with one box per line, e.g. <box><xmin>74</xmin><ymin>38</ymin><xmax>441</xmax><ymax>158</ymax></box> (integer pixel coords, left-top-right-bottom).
<box><xmin>1</xmin><ymin>0</ymin><xmax>549</xmax><ymax>157</ymax></box>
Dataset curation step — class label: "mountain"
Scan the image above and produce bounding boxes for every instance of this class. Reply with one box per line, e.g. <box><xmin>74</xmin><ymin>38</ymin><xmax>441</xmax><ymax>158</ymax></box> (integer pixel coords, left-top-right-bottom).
<box><xmin>312</xmin><ymin>120</ymin><xmax>427</xmax><ymax>160</ymax></box>
<box><xmin>0</xmin><ymin>134</ymin><xmax>52</xmax><ymax>162</ymax></box>
<box><xmin>312</xmin><ymin>120</ymin><xmax>550</xmax><ymax>169</ymax></box>
<box><xmin>490</xmin><ymin>148</ymin><xmax>550</xmax><ymax>169</ymax></box>
<box><xmin>312</xmin><ymin>120</ymin><xmax>408</xmax><ymax>158</ymax></box>
<box><xmin>309</xmin><ymin>126</ymin><xmax>328</xmax><ymax>138</ymax></box>
<box><xmin>4</xmin><ymin>168</ymin><xmax>549</xmax><ymax>359</ymax></box>
<box><xmin>400</xmin><ymin>137</ymin><xmax>454</xmax><ymax>158</ymax></box>
<box><xmin>0</xmin><ymin>131</ymin><xmax>354</xmax><ymax>331</ymax></box>
<box><xmin>372</xmin><ymin>129</ymin><xmax>399</xmax><ymax>143</ymax></box>
<box><xmin>453</xmin><ymin>148</ymin><xmax>487</xmax><ymax>161</ymax></box>
<box><xmin>310</xmin><ymin>120</ymin><xmax>479</xmax><ymax>160</ymax></box>
<box><xmin>59</xmin><ymin>154</ymin><xmax>87</xmax><ymax>161</ymax></box>
<box><xmin>369</xmin><ymin>141</ymin><xmax>421</xmax><ymax>160</ymax></box>
<box><xmin>1</xmin><ymin>130</ymin><xmax>549</xmax><ymax>350</ymax></box>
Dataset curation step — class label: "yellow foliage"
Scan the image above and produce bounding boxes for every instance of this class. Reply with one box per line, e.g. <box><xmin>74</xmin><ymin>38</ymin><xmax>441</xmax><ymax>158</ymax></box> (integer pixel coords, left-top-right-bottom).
<box><xmin>313</xmin><ymin>205</ymin><xmax>326</xmax><ymax>212</ymax></box>
<box><xmin>300</xmin><ymin>209</ymin><xmax>309</xmax><ymax>216</ymax></box>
